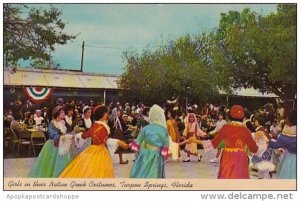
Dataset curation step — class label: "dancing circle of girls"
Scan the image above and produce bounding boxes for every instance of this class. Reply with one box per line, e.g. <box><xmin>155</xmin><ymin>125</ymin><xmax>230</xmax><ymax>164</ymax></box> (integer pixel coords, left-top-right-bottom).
<box><xmin>28</xmin><ymin>103</ymin><xmax>296</xmax><ymax>179</ymax></box>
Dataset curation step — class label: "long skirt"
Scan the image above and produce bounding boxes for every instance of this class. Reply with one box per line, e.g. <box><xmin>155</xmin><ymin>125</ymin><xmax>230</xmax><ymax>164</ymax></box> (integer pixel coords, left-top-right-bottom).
<box><xmin>278</xmin><ymin>151</ymin><xmax>296</xmax><ymax>179</ymax></box>
<box><xmin>184</xmin><ymin>132</ymin><xmax>198</xmax><ymax>156</ymax></box>
<box><xmin>168</xmin><ymin>136</ymin><xmax>179</xmax><ymax>160</ymax></box>
<box><xmin>130</xmin><ymin>148</ymin><xmax>165</xmax><ymax>178</ymax></box>
<box><xmin>28</xmin><ymin>140</ymin><xmax>72</xmax><ymax>178</ymax></box>
<box><xmin>218</xmin><ymin>149</ymin><xmax>249</xmax><ymax>179</ymax></box>
<box><xmin>59</xmin><ymin>144</ymin><xmax>114</xmax><ymax>178</ymax></box>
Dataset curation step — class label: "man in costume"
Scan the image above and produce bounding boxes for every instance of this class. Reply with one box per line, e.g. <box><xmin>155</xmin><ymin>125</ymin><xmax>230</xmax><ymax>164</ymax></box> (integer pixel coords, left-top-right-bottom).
<box><xmin>212</xmin><ymin>105</ymin><xmax>258</xmax><ymax>179</ymax></box>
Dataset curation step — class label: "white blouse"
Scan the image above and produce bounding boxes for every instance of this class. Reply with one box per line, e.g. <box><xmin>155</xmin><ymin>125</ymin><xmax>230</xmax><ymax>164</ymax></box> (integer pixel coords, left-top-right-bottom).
<box><xmin>84</xmin><ymin>118</ymin><xmax>92</xmax><ymax>129</ymax></box>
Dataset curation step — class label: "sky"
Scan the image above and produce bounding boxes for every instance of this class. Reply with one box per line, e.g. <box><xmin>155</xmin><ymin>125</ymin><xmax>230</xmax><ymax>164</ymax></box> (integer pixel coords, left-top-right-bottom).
<box><xmin>18</xmin><ymin>4</ymin><xmax>277</xmax><ymax>75</ymax></box>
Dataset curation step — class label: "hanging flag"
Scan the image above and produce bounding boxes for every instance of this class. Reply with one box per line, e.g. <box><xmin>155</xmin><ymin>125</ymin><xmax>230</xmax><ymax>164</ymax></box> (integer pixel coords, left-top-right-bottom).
<box><xmin>23</xmin><ymin>87</ymin><xmax>54</xmax><ymax>103</ymax></box>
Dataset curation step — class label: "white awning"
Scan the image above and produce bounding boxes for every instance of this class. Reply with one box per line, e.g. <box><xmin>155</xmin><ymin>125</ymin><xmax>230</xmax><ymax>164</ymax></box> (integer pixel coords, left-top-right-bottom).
<box><xmin>220</xmin><ymin>87</ymin><xmax>279</xmax><ymax>98</ymax></box>
<box><xmin>78</xmin><ymin>75</ymin><xmax>117</xmax><ymax>89</ymax></box>
<box><xmin>4</xmin><ymin>68</ymin><xmax>279</xmax><ymax>98</ymax></box>
<box><xmin>232</xmin><ymin>87</ymin><xmax>278</xmax><ymax>98</ymax></box>
<box><xmin>4</xmin><ymin>67</ymin><xmax>119</xmax><ymax>89</ymax></box>
<box><xmin>44</xmin><ymin>72</ymin><xmax>84</xmax><ymax>88</ymax></box>
<box><xmin>6</xmin><ymin>70</ymin><xmax>49</xmax><ymax>86</ymax></box>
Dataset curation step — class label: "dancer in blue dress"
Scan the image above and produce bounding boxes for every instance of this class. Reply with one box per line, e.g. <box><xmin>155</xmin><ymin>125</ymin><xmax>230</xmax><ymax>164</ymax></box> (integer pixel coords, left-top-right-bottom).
<box><xmin>28</xmin><ymin>106</ymin><xmax>73</xmax><ymax>178</ymax></box>
<box><xmin>269</xmin><ymin>110</ymin><xmax>296</xmax><ymax>179</ymax></box>
<box><xmin>129</xmin><ymin>104</ymin><xmax>169</xmax><ymax>178</ymax></box>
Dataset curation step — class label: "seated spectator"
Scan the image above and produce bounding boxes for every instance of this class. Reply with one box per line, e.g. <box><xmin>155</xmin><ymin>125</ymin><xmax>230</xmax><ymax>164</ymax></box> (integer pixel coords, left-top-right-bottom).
<box><xmin>10</xmin><ymin>115</ymin><xmax>24</xmax><ymax>131</ymax></box>
<box><xmin>4</xmin><ymin>114</ymin><xmax>13</xmax><ymax>128</ymax></box>
<box><xmin>11</xmin><ymin>114</ymin><xmax>31</xmax><ymax>139</ymax></box>
<box><xmin>34</xmin><ymin>110</ymin><xmax>44</xmax><ymax>126</ymax></box>
<box><xmin>24</xmin><ymin>113</ymin><xmax>36</xmax><ymax>128</ymax></box>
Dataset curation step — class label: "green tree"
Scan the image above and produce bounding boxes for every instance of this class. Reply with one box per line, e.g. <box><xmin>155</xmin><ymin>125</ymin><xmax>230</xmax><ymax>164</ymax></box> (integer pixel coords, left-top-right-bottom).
<box><xmin>3</xmin><ymin>4</ymin><xmax>76</xmax><ymax>67</ymax></box>
<box><xmin>119</xmin><ymin>34</ymin><xmax>228</xmax><ymax>106</ymax></box>
<box><xmin>211</xmin><ymin>5</ymin><xmax>296</xmax><ymax>100</ymax></box>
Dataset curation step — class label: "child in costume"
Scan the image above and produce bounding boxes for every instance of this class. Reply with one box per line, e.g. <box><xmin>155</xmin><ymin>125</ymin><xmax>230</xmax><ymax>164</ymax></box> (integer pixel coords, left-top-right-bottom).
<box><xmin>182</xmin><ymin>113</ymin><xmax>206</xmax><ymax>162</ymax></box>
<box><xmin>129</xmin><ymin>104</ymin><xmax>169</xmax><ymax>178</ymax></box>
<box><xmin>28</xmin><ymin>106</ymin><xmax>73</xmax><ymax>178</ymax></box>
<box><xmin>212</xmin><ymin>105</ymin><xmax>258</xmax><ymax>179</ymax></box>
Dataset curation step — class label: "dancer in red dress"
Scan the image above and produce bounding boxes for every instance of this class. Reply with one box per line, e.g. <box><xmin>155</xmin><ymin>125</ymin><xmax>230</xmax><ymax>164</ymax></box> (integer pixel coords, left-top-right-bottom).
<box><xmin>212</xmin><ymin>105</ymin><xmax>258</xmax><ymax>179</ymax></box>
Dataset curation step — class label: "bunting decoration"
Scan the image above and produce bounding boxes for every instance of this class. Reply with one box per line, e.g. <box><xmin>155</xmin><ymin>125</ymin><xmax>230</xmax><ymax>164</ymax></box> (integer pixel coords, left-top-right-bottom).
<box><xmin>23</xmin><ymin>87</ymin><xmax>54</xmax><ymax>103</ymax></box>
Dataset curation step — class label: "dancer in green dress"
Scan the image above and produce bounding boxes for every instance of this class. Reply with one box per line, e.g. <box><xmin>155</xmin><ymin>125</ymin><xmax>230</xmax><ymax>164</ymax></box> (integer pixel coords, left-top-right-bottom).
<box><xmin>28</xmin><ymin>106</ymin><xmax>73</xmax><ymax>178</ymax></box>
<box><xmin>130</xmin><ymin>104</ymin><xmax>169</xmax><ymax>178</ymax></box>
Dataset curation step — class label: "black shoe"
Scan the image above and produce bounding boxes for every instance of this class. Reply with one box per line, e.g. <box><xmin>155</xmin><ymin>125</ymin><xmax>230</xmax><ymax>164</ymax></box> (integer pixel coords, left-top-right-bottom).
<box><xmin>183</xmin><ymin>159</ymin><xmax>190</xmax><ymax>162</ymax></box>
<box><xmin>198</xmin><ymin>155</ymin><xmax>202</xmax><ymax>162</ymax></box>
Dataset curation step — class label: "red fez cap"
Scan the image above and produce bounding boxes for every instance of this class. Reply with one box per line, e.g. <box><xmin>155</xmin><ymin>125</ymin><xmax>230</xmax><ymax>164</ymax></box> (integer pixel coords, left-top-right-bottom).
<box><xmin>230</xmin><ymin>105</ymin><xmax>245</xmax><ymax>119</ymax></box>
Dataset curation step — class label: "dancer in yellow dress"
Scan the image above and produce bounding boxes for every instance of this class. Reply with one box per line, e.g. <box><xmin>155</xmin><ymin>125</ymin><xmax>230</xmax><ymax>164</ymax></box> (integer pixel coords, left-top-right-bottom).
<box><xmin>59</xmin><ymin>105</ymin><xmax>115</xmax><ymax>178</ymax></box>
<box><xmin>166</xmin><ymin>109</ymin><xmax>181</xmax><ymax>161</ymax></box>
<box><xmin>183</xmin><ymin>113</ymin><xmax>206</xmax><ymax>162</ymax></box>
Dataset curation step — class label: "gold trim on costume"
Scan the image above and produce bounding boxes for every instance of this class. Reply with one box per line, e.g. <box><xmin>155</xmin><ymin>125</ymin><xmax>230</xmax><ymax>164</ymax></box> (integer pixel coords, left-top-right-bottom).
<box><xmin>144</xmin><ymin>143</ymin><xmax>160</xmax><ymax>151</ymax></box>
<box><xmin>224</xmin><ymin>148</ymin><xmax>245</xmax><ymax>152</ymax></box>
<box><xmin>228</xmin><ymin>121</ymin><xmax>244</xmax><ymax>127</ymax></box>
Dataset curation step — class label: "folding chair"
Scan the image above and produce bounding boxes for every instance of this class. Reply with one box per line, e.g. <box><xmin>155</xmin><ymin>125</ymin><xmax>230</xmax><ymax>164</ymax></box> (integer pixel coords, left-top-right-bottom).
<box><xmin>17</xmin><ymin>130</ymin><xmax>32</xmax><ymax>157</ymax></box>
<box><xmin>31</xmin><ymin>131</ymin><xmax>46</xmax><ymax>157</ymax></box>
<box><xmin>9</xmin><ymin>129</ymin><xmax>21</xmax><ymax>156</ymax></box>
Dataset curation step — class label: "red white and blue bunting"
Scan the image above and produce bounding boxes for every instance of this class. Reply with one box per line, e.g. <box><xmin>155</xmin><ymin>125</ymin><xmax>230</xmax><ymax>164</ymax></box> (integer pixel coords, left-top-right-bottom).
<box><xmin>23</xmin><ymin>87</ymin><xmax>54</xmax><ymax>103</ymax></box>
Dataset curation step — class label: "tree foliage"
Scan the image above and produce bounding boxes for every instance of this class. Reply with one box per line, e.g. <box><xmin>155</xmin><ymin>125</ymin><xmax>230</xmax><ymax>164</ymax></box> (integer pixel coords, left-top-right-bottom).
<box><xmin>119</xmin><ymin>34</ymin><xmax>228</xmax><ymax>105</ymax></box>
<box><xmin>211</xmin><ymin>5</ymin><xmax>296</xmax><ymax>100</ymax></box>
<box><xmin>117</xmin><ymin>4</ymin><xmax>297</xmax><ymax>104</ymax></box>
<box><xmin>3</xmin><ymin>4</ymin><xmax>76</xmax><ymax>67</ymax></box>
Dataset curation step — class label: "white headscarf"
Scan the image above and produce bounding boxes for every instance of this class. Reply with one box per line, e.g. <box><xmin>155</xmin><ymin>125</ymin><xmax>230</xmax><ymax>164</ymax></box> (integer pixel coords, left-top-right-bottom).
<box><xmin>110</xmin><ymin>107</ymin><xmax>123</xmax><ymax>131</ymax></box>
<box><xmin>149</xmin><ymin>104</ymin><xmax>167</xmax><ymax>128</ymax></box>
<box><xmin>110</xmin><ymin>108</ymin><xmax>118</xmax><ymax>119</ymax></box>
<box><xmin>183</xmin><ymin>113</ymin><xmax>206</xmax><ymax>137</ymax></box>
<box><xmin>82</xmin><ymin>106</ymin><xmax>91</xmax><ymax>118</ymax></box>
<box><xmin>185</xmin><ymin>113</ymin><xmax>198</xmax><ymax>133</ymax></box>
